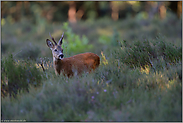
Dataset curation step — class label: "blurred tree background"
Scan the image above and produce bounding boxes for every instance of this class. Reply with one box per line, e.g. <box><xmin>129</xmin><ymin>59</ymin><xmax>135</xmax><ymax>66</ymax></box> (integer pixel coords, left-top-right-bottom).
<box><xmin>1</xmin><ymin>1</ymin><xmax>182</xmax><ymax>23</ymax></box>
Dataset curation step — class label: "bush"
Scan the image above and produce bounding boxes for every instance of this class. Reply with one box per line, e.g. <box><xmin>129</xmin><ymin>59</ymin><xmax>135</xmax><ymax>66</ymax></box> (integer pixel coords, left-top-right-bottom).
<box><xmin>1</xmin><ymin>54</ymin><xmax>44</xmax><ymax>97</ymax></box>
<box><xmin>113</xmin><ymin>37</ymin><xmax>182</xmax><ymax>68</ymax></box>
<box><xmin>1</xmin><ymin>41</ymin><xmax>17</xmax><ymax>55</ymax></box>
<box><xmin>16</xmin><ymin>44</ymin><xmax>41</xmax><ymax>60</ymax></box>
<box><xmin>62</xmin><ymin>22</ymin><xmax>93</xmax><ymax>55</ymax></box>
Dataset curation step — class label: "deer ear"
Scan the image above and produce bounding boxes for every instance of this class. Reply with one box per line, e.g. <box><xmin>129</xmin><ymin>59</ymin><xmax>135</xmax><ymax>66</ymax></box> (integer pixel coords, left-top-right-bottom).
<box><xmin>58</xmin><ymin>32</ymin><xmax>64</xmax><ymax>45</ymax></box>
<box><xmin>46</xmin><ymin>39</ymin><xmax>54</xmax><ymax>49</ymax></box>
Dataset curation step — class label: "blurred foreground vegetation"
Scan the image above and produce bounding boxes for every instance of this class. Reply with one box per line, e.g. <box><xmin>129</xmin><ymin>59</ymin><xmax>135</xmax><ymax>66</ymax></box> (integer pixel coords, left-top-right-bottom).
<box><xmin>1</xmin><ymin>2</ymin><xmax>182</xmax><ymax>121</ymax></box>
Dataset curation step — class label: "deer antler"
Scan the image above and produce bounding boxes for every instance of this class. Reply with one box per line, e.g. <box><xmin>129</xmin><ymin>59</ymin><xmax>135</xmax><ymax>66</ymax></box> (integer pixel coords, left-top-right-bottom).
<box><xmin>49</xmin><ymin>32</ymin><xmax>57</xmax><ymax>45</ymax></box>
<box><xmin>58</xmin><ymin>32</ymin><xmax>64</xmax><ymax>45</ymax></box>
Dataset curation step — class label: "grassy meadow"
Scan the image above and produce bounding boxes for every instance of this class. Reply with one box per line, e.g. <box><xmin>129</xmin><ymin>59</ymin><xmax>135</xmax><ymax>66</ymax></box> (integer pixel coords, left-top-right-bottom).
<box><xmin>1</xmin><ymin>11</ymin><xmax>182</xmax><ymax>121</ymax></box>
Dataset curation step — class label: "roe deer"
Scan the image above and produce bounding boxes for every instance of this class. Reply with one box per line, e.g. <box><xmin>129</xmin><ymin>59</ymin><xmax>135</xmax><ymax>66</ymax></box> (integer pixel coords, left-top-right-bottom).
<box><xmin>46</xmin><ymin>32</ymin><xmax>100</xmax><ymax>77</ymax></box>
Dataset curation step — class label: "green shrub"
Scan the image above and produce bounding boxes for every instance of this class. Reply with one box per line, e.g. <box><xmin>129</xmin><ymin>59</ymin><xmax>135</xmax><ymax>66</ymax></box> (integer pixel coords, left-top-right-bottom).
<box><xmin>98</xmin><ymin>35</ymin><xmax>111</xmax><ymax>45</ymax></box>
<box><xmin>1</xmin><ymin>41</ymin><xmax>17</xmax><ymax>55</ymax></box>
<box><xmin>16</xmin><ymin>44</ymin><xmax>41</xmax><ymax>60</ymax></box>
<box><xmin>62</xmin><ymin>22</ymin><xmax>93</xmax><ymax>55</ymax></box>
<box><xmin>113</xmin><ymin>39</ymin><xmax>153</xmax><ymax>68</ymax></box>
<box><xmin>111</xmin><ymin>28</ymin><xmax>120</xmax><ymax>47</ymax></box>
<box><xmin>113</xmin><ymin>37</ymin><xmax>182</xmax><ymax>68</ymax></box>
<box><xmin>94</xmin><ymin>58</ymin><xmax>141</xmax><ymax>90</ymax></box>
<box><xmin>159</xmin><ymin>41</ymin><xmax>181</xmax><ymax>62</ymax></box>
<box><xmin>1</xmin><ymin>54</ymin><xmax>44</xmax><ymax>97</ymax></box>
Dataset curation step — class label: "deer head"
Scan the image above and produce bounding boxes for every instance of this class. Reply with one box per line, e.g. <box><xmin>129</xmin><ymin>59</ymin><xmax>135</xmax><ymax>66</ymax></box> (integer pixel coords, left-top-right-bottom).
<box><xmin>46</xmin><ymin>32</ymin><xmax>64</xmax><ymax>60</ymax></box>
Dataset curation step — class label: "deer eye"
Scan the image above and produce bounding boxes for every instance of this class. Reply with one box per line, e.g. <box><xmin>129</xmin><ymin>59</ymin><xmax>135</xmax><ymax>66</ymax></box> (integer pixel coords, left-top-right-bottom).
<box><xmin>54</xmin><ymin>49</ymin><xmax>57</xmax><ymax>52</ymax></box>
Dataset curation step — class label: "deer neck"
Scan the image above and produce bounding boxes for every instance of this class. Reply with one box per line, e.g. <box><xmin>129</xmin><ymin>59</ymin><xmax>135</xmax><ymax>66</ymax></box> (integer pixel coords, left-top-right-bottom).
<box><xmin>53</xmin><ymin>57</ymin><xmax>63</xmax><ymax>75</ymax></box>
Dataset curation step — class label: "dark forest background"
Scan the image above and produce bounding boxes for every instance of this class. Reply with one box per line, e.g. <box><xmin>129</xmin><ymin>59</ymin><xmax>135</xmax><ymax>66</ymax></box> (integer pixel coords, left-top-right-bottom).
<box><xmin>1</xmin><ymin>1</ymin><xmax>182</xmax><ymax>23</ymax></box>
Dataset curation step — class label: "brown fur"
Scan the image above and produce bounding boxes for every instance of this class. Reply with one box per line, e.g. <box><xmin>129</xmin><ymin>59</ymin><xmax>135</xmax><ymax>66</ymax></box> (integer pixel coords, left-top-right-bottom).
<box><xmin>54</xmin><ymin>52</ymin><xmax>100</xmax><ymax>77</ymax></box>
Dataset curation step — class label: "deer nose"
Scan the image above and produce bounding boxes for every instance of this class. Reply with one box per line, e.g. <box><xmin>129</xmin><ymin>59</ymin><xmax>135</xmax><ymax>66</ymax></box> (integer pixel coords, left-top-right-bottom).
<box><xmin>59</xmin><ymin>54</ymin><xmax>64</xmax><ymax>59</ymax></box>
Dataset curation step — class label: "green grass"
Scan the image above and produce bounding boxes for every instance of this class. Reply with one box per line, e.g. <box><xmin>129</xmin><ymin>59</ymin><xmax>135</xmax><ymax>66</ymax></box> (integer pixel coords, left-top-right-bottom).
<box><xmin>1</xmin><ymin>12</ymin><xmax>182</xmax><ymax>121</ymax></box>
